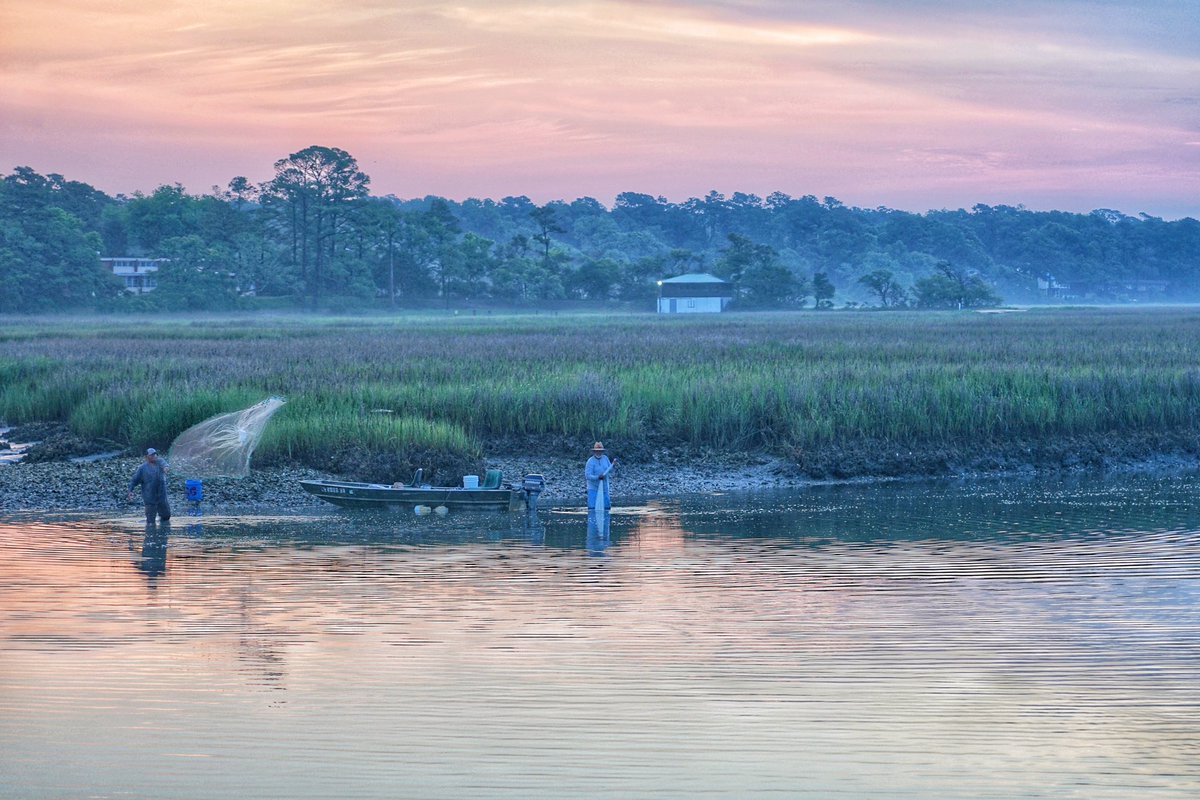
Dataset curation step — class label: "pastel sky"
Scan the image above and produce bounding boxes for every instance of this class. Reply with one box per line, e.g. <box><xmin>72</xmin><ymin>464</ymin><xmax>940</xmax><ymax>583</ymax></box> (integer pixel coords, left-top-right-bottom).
<box><xmin>2</xmin><ymin>0</ymin><xmax>1198</xmax><ymax>216</ymax></box>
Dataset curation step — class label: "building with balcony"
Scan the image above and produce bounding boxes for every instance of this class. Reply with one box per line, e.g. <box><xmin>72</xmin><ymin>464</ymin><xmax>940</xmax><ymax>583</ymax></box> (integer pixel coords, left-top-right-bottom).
<box><xmin>102</xmin><ymin>258</ymin><xmax>166</xmax><ymax>294</ymax></box>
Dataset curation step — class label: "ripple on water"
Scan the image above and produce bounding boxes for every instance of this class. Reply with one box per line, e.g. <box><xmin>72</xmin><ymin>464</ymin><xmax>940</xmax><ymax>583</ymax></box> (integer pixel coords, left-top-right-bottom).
<box><xmin>1</xmin><ymin>475</ymin><xmax>1199</xmax><ymax>799</ymax></box>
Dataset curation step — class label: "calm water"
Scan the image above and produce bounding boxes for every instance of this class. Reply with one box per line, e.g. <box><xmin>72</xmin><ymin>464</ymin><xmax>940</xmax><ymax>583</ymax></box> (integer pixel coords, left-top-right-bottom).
<box><xmin>2</xmin><ymin>476</ymin><xmax>1199</xmax><ymax>799</ymax></box>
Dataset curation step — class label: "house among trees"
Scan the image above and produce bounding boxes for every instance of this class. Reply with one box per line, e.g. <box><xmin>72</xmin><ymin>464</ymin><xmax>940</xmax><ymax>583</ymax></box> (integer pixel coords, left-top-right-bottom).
<box><xmin>1037</xmin><ymin>274</ymin><xmax>1069</xmax><ymax>299</ymax></box>
<box><xmin>1037</xmin><ymin>275</ymin><xmax>1169</xmax><ymax>301</ymax></box>
<box><xmin>657</xmin><ymin>273</ymin><xmax>734</xmax><ymax>313</ymax></box>
<box><xmin>102</xmin><ymin>257</ymin><xmax>166</xmax><ymax>294</ymax></box>
<box><xmin>6</xmin><ymin>157</ymin><xmax>1200</xmax><ymax>316</ymax></box>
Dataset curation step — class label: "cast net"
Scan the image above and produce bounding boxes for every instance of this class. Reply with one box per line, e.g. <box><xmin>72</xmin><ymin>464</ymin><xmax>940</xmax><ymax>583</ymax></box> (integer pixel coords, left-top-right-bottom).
<box><xmin>168</xmin><ymin>397</ymin><xmax>286</xmax><ymax>478</ymax></box>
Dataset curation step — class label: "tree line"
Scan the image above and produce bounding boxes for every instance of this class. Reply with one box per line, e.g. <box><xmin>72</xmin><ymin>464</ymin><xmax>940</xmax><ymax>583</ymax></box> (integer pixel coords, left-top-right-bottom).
<box><xmin>2</xmin><ymin>144</ymin><xmax>1198</xmax><ymax>313</ymax></box>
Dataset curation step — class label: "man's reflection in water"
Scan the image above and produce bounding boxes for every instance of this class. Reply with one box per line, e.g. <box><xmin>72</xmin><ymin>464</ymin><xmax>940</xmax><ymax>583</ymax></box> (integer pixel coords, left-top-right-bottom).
<box><xmin>137</xmin><ymin>520</ymin><xmax>170</xmax><ymax>585</ymax></box>
<box><xmin>586</xmin><ymin>509</ymin><xmax>611</xmax><ymax>556</ymax></box>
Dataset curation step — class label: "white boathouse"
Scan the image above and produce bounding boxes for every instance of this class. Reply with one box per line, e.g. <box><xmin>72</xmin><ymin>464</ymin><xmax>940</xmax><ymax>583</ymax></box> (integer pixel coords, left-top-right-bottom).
<box><xmin>656</xmin><ymin>273</ymin><xmax>734</xmax><ymax>314</ymax></box>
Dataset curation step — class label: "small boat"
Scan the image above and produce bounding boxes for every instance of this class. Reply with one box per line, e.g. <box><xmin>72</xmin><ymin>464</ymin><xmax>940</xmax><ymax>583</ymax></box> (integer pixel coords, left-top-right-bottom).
<box><xmin>300</xmin><ymin>469</ymin><xmax>544</xmax><ymax>512</ymax></box>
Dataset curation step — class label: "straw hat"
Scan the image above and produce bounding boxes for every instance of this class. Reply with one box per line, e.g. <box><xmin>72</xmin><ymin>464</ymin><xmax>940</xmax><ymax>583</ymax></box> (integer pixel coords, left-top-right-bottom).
<box><xmin>591</xmin><ymin>442</ymin><xmax>605</xmax><ymax>452</ymax></box>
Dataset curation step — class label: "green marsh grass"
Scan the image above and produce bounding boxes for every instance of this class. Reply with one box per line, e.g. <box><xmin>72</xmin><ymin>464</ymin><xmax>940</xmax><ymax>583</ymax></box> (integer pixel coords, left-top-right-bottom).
<box><xmin>2</xmin><ymin>309</ymin><xmax>1200</xmax><ymax>467</ymax></box>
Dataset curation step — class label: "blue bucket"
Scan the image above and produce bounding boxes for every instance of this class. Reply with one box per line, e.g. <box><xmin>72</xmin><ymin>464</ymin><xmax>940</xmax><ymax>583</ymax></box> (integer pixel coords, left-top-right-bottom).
<box><xmin>185</xmin><ymin>479</ymin><xmax>203</xmax><ymax>502</ymax></box>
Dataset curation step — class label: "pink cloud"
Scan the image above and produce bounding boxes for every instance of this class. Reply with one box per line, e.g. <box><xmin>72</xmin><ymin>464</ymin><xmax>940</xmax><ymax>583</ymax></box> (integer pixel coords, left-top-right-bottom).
<box><xmin>1</xmin><ymin>0</ymin><xmax>1196</xmax><ymax>217</ymax></box>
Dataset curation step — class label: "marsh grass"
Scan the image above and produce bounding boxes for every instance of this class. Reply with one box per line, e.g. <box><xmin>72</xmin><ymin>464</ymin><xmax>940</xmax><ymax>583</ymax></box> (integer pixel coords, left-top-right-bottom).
<box><xmin>3</xmin><ymin>309</ymin><xmax>1200</xmax><ymax>467</ymax></box>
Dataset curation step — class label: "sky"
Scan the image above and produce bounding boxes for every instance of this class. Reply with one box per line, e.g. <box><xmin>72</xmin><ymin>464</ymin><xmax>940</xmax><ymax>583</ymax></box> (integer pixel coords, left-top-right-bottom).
<box><xmin>2</xmin><ymin>0</ymin><xmax>1198</xmax><ymax>217</ymax></box>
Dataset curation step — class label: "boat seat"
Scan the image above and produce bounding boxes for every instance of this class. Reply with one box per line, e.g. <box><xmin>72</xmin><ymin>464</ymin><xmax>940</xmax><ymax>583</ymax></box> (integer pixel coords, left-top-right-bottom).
<box><xmin>480</xmin><ymin>469</ymin><xmax>503</xmax><ymax>490</ymax></box>
<box><xmin>410</xmin><ymin>468</ymin><xmax>424</xmax><ymax>486</ymax></box>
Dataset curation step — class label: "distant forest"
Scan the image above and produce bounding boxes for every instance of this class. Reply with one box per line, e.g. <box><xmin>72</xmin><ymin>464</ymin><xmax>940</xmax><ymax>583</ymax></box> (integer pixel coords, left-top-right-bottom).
<box><xmin>2</xmin><ymin>145</ymin><xmax>1198</xmax><ymax>313</ymax></box>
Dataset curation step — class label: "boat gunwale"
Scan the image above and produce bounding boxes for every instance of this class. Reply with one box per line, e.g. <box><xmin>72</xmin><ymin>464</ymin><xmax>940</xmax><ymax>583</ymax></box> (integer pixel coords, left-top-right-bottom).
<box><xmin>299</xmin><ymin>479</ymin><xmax>526</xmax><ymax>511</ymax></box>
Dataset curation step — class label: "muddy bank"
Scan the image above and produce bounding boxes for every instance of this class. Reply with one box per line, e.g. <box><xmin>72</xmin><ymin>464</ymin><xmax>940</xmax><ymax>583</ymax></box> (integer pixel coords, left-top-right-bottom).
<box><xmin>1</xmin><ymin>422</ymin><xmax>120</xmax><ymax>465</ymax></box>
<box><xmin>1</xmin><ymin>428</ymin><xmax>1199</xmax><ymax>513</ymax></box>
<box><xmin>0</xmin><ymin>457</ymin><xmax>336</xmax><ymax>513</ymax></box>
<box><xmin>0</xmin><ymin>425</ymin><xmax>801</xmax><ymax>512</ymax></box>
<box><xmin>0</xmin><ymin>451</ymin><xmax>798</xmax><ymax>513</ymax></box>
<box><xmin>789</xmin><ymin>430</ymin><xmax>1200</xmax><ymax>480</ymax></box>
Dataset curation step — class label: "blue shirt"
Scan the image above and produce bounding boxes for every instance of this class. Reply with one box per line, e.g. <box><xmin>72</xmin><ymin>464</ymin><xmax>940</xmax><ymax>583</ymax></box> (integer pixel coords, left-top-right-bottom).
<box><xmin>585</xmin><ymin>455</ymin><xmax>611</xmax><ymax>492</ymax></box>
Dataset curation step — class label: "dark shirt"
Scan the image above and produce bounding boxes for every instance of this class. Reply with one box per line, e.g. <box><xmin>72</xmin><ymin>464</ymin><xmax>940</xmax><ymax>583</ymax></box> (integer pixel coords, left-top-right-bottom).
<box><xmin>129</xmin><ymin>461</ymin><xmax>169</xmax><ymax>504</ymax></box>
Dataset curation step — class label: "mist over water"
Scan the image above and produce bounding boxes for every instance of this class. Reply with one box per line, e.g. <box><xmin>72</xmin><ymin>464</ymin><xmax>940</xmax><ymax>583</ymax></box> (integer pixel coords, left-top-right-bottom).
<box><xmin>2</xmin><ymin>476</ymin><xmax>1199</xmax><ymax>799</ymax></box>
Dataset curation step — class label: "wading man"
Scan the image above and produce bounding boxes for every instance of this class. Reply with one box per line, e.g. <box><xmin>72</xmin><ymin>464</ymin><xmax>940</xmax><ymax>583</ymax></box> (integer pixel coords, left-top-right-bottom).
<box><xmin>128</xmin><ymin>448</ymin><xmax>171</xmax><ymax>526</ymax></box>
<box><xmin>585</xmin><ymin>442</ymin><xmax>615</xmax><ymax>510</ymax></box>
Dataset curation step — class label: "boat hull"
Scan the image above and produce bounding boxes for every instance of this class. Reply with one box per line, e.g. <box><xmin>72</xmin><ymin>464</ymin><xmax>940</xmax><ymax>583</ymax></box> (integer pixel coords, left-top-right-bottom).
<box><xmin>300</xmin><ymin>480</ymin><xmax>525</xmax><ymax>512</ymax></box>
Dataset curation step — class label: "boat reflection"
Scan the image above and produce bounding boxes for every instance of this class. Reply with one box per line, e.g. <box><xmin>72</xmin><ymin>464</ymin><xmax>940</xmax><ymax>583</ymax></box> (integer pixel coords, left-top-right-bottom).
<box><xmin>523</xmin><ymin>508</ymin><xmax>545</xmax><ymax>546</ymax></box>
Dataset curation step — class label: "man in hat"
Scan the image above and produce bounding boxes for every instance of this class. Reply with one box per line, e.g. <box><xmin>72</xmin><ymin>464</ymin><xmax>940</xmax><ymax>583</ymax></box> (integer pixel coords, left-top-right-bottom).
<box><xmin>585</xmin><ymin>442</ymin><xmax>615</xmax><ymax>510</ymax></box>
<box><xmin>128</xmin><ymin>448</ymin><xmax>171</xmax><ymax>526</ymax></box>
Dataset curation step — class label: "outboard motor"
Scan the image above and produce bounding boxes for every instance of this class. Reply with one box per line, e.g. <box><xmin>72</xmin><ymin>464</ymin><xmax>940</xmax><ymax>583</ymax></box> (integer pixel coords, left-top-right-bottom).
<box><xmin>522</xmin><ymin>474</ymin><xmax>545</xmax><ymax>513</ymax></box>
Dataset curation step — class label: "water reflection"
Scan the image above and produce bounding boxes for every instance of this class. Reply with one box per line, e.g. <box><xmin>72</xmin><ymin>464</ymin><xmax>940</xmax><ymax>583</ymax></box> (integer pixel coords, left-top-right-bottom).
<box><xmin>1</xmin><ymin>475</ymin><xmax>1199</xmax><ymax>799</ymax></box>
<box><xmin>585</xmin><ymin>509</ymin><xmax>611</xmax><ymax>555</ymax></box>
<box><xmin>523</xmin><ymin>508</ymin><xmax>545</xmax><ymax>546</ymax></box>
<box><xmin>135</xmin><ymin>521</ymin><xmax>169</xmax><ymax>584</ymax></box>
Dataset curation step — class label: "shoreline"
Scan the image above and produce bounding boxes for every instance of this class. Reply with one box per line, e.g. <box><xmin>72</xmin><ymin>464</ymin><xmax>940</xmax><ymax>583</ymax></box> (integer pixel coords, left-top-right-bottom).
<box><xmin>3</xmin><ymin>433</ymin><xmax>1199</xmax><ymax>513</ymax></box>
<box><xmin>0</xmin><ymin>453</ymin><xmax>805</xmax><ymax>514</ymax></box>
